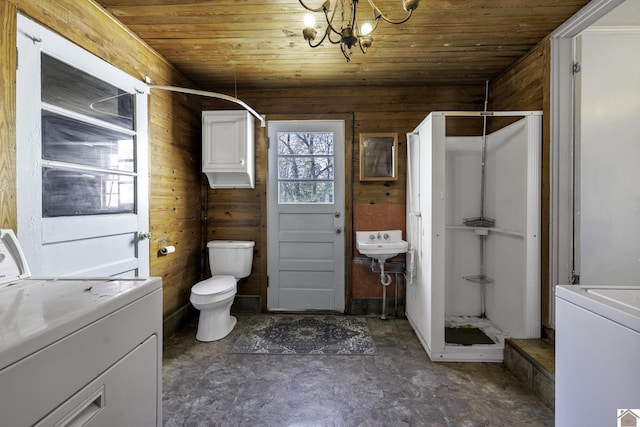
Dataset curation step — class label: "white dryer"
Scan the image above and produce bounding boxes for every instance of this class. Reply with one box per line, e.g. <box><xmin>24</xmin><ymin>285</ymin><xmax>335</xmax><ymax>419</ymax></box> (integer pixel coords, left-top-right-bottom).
<box><xmin>0</xmin><ymin>229</ymin><xmax>162</xmax><ymax>426</ymax></box>
<box><xmin>556</xmin><ymin>285</ymin><xmax>640</xmax><ymax>426</ymax></box>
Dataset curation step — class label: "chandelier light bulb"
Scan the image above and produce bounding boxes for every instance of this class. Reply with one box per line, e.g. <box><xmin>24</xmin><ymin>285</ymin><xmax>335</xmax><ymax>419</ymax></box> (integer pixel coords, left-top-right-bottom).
<box><xmin>303</xmin><ymin>13</ymin><xmax>316</xmax><ymax>28</ymax></box>
<box><xmin>298</xmin><ymin>0</ymin><xmax>418</xmax><ymax>61</ymax></box>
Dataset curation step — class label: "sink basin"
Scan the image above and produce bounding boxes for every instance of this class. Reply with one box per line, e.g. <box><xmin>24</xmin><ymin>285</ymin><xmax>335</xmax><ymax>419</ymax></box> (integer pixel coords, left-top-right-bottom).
<box><xmin>356</xmin><ymin>230</ymin><xmax>408</xmax><ymax>262</ymax></box>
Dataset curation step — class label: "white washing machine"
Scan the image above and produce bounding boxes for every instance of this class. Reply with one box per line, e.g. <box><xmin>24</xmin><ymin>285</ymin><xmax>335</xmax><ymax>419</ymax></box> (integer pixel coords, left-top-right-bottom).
<box><xmin>556</xmin><ymin>285</ymin><xmax>640</xmax><ymax>426</ymax></box>
<box><xmin>0</xmin><ymin>229</ymin><xmax>162</xmax><ymax>426</ymax></box>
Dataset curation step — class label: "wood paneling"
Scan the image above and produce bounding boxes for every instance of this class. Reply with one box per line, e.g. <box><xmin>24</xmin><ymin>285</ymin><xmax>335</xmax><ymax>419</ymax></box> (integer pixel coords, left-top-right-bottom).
<box><xmin>0</xmin><ymin>0</ymin><xmax>17</xmax><ymax>230</ymax></box>
<box><xmin>99</xmin><ymin>0</ymin><xmax>591</xmax><ymax>91</ymax></box>
<box><xmin>201</xmin><ymin>85</ymin><xmax>485</xmax><ymax>311</ymax></box>
<box><xmin>2</xmin><ymin>0</ymin><xmax>203</xmax><ymax>319</ymax></box>
<box><xmin>1</xmin><ymin>0</ymin><xmax>563</xmax><ymax>322</ymax></box>
<box><xmin>148</xmin><ymin>89</ymin><xmax>202</xmax><ymax>317</ymax></box>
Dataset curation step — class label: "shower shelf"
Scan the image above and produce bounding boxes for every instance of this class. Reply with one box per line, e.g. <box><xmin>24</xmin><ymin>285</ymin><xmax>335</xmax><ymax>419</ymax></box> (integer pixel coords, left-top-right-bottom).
<box><xmin>463</xmin><ymin>274</ymin><xmax>494</xmax><ymax>284</ymax></box>
<box><xmin>445</xmin><ymin>225</ymin><xmax>524</xmax><ymax>238</ymax></box>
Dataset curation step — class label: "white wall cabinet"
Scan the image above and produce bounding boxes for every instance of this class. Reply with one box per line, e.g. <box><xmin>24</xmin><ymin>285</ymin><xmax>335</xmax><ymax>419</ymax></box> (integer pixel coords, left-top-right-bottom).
<box><xmin>202</xmin><ymin>110</ymin><xmax>255</xmax><ymax>188</ymax></box>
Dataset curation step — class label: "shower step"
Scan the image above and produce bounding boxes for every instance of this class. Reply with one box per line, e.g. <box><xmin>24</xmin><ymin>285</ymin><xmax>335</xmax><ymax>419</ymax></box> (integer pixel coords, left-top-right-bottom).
<box><xmin>504</xmin><ymin>338</ymin><xmax>555</xmax><ymax>409</ymax></box>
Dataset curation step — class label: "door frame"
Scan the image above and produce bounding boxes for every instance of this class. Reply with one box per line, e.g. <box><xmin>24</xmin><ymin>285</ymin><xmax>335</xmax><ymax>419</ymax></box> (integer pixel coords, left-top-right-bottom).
<box><xmin>549</xmin><ymin>0</ymin><xmax>625</xmax><ymax>327</ymax></box>
<box><xmin>265</xmin><ymin>114</ymin><xmax>354</xmax><ymax>312</ymax></box>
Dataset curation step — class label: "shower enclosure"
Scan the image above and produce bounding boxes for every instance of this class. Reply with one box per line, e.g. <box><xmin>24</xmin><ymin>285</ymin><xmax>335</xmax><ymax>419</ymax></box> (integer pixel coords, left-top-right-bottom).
<box><xmin>406</xmin><ymin>111</ymin><xmax>541</xmax><ymax>362</ymax></box>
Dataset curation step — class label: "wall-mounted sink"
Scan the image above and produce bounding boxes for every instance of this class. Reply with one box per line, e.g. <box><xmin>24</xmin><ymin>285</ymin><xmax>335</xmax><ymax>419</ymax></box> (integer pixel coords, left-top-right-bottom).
<box><xmin>356</xmin><ymin>230</ymin><xmax>408</xmax><ymax>262</ymax></box>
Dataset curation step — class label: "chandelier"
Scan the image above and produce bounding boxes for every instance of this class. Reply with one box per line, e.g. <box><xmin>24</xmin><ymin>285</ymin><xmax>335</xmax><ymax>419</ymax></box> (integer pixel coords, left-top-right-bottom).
<box><xmin>299</xmin><ymin>0</ymin><xmax>420</xmax><ymax>62</ymax></box>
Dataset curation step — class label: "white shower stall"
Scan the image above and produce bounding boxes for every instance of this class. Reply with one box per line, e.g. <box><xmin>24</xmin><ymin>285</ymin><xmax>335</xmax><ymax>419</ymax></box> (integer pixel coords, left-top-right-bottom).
<box><xmin>406</xmin><ymin>111</ymin><xmax>542</xmax><ymax>362</ymax></box>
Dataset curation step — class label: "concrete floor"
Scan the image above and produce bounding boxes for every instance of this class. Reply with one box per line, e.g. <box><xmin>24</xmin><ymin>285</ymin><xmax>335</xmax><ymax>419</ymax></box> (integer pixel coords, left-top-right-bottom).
<box><xmin>162</xmin><ymin>314</ymin><xmax>553</xmax><ymax>426</ymax></box>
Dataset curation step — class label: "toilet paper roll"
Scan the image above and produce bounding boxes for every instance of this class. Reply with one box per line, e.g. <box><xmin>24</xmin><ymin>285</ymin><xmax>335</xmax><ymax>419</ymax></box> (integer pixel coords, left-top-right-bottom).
<box><xmin>160</xmin><ymin>245</ymin><xmax>175</xmax><ymax>255</ymax></box>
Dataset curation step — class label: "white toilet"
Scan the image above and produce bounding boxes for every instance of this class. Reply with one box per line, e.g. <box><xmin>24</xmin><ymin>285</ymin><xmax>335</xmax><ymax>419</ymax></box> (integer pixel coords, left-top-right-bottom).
<box><xmin>190</xmin><ymin>240</ymin><xmax>255</xmax><ymax>342</ymax></box>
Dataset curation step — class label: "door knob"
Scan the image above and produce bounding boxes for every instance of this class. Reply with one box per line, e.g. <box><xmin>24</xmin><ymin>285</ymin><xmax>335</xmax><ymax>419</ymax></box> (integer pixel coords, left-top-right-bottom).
<box><xmin>335</xmin><ymin>212</ymin><xmax>341</xmax><ymax>218</ymax></box>
<box><xmin>138</xmin><ymin>231</ymin><xmax>153</xmax><ymax>240</ymax></box>
<box><xmin>336</xmin><ymin>228</ymin><xmax>342</xmax><ymax>234</ymax></box>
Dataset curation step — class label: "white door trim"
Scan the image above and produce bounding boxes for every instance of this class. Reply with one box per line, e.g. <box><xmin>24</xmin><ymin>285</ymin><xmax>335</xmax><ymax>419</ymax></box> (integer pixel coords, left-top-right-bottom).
<box><xmin>549</xmin><ymin>0</ymin><xmax>625</xmax><ymax>327</ymax></box>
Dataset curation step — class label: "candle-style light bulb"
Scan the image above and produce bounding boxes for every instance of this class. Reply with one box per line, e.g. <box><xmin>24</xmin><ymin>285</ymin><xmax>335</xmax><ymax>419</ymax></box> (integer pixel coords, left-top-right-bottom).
<box><xmin>304</xmin><ymin>13</ymin><xmax>316</xmax><ymax>28</ymax></box>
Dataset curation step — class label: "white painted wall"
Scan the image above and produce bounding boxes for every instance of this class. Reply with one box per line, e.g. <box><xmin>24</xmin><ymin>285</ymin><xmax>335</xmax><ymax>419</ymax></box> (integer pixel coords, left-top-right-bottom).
<box><xmin>576</xmin><ymin>29</ymin><xmax>640</xmax><ymax>285</ymax></box>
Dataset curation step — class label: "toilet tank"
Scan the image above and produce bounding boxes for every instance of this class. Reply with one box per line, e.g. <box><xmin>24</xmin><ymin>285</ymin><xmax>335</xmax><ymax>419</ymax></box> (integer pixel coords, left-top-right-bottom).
<box><xmin>207</xmin><ymin>240</ymin><xmax>255</xmax><ymax>279</ymax></box>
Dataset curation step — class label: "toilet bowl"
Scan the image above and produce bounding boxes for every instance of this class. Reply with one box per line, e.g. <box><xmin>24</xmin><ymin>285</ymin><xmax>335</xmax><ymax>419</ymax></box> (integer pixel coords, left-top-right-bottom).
<box><xmin>190</xmin><ymin>275</ymin><xmax>237</xmax><ymax>341</ymax></box>
<box><xmin>190</xmin><ymin>240</ymin><xmax>254</xmax><ymax>342</ymax></box>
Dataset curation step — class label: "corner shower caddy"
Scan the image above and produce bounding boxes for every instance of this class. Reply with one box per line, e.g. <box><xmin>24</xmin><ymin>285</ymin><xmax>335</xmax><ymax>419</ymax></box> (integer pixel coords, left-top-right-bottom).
<box><xmin>405</xmin><ymin>111</ymin><xmax>542</xmax><ymax>362</ymax></box>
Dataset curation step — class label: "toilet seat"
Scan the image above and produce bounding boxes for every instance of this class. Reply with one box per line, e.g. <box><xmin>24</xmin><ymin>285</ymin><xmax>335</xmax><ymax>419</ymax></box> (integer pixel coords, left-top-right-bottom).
<box><xmin>190</xmin><ymin>275</ymin><xmax>236</xmax><ymax>305</ymax></box>
<box><xmin>192</xmin><ymin>275</ymin><xmax>236</xmax><ymax>295</ymax></box>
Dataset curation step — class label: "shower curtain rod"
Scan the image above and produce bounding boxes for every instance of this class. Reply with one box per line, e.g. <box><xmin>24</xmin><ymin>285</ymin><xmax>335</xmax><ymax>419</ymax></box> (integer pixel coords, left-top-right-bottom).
<box><xmin>147</xmin><ymin>84</ymin><xmax>266</xmax><ymax>127</ymax></box>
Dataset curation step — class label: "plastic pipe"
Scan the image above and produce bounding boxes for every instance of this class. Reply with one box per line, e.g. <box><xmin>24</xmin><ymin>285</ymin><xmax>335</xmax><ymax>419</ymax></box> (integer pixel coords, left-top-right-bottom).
<box><xmin>380</xmin><ymin>261</ymin><xmax>392</xmax><ymax>320</ymax></box>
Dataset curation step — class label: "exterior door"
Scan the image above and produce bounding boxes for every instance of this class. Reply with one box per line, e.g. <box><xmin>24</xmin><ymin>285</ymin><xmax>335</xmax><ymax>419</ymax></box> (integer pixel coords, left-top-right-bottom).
<box><xmin>16</xmin><ymin>15</ymin><xmax>150</xmax><ymax>277</ymax></box>
<box><xmin>267</xmin><ymin>120</ymin><xmax>345</xmax><ymax>311</ymax></box>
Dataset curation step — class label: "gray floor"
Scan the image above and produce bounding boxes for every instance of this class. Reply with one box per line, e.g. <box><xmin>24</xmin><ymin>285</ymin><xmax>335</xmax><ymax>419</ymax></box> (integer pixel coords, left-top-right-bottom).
<box><xmin>162</xmin><ymin>314</ymin><xmax>553</xmax><ymax>426</ymax></box>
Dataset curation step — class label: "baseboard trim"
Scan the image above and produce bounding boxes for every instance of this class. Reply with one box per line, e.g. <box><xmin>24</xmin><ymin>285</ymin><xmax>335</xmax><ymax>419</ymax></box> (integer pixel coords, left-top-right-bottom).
<box><xmin>163</xmin><ymin>304</ymin><xmax>196</xmax><ymax>342</ymax></box>
<box><xmin>231</xmin><ymin>295</ymin><xmax>262</xmax><ymax>313</ymax></box>
<box><xmin>350</xmin><ymin>297</ymin><xmax>405</xmax><ymax>318</ymax></box>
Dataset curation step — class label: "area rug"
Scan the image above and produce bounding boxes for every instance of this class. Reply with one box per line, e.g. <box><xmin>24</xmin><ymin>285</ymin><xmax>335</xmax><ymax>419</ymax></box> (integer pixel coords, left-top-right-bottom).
<box><xmin>231</xmin><ymin>315</ymin><xmax>377</xmax><ymax>355</ymax></box>
<box><xmin>445</xmin><ymin>327</ymin><xmax>495</xmax><ymax>345</ymax></box>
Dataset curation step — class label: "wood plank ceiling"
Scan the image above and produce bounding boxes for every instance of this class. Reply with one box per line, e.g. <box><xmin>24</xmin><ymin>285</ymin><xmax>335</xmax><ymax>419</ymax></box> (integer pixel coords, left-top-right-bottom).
<box><xmin>98</xmin><ymin>0</ymin><xmax>591</xmax><ymax>91</ymax></box>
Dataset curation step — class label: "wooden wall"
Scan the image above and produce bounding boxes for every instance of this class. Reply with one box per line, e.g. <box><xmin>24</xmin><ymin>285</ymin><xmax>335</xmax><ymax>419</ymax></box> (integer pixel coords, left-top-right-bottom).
<box><xmin>202</xmin><ymin>86</ymin><xmax>486</xmax><ymax>311</ymax></box>
<box><xmin>0</xmin><ymin>0</ymin><xmax>203</xmax><ymax>318</ymax></box>
<box><xmin>201</xmin><ymin>42</ymin><xmax>552</xmax><ymax>319</ymax></box>
<box><xmin>0</xmin><ymin>0</ymin><xmax>555</xmax><ymax>324</ymax></box>
<box><xmin>0</xmin><ymin>0</ymin><xmax>17</xmax><ymax>231</ymax></box>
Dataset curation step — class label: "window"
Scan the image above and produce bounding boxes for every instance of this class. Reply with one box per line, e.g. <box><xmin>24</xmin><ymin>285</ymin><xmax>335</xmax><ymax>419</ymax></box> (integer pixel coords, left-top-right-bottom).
<box><xmin>17</xmin><ymin>14</ymin><xmax>149</xmax><ymax>277</ymax></box>
<box><xmin>40</xmin><ymin>54</ymin><xmax>137</xmax><ymax>217</ymax></box>
<box><xmin>277</xmin><ymin>131</ymin><xmax>335</xmax><ymax>204</ymax></box>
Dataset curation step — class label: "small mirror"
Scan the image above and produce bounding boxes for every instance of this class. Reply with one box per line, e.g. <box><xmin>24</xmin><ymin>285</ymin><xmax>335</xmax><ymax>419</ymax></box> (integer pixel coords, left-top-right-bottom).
<box><xmin>359</xmin><ymin>133</ymin><xmax>398</xmax><ymax>181</ymax></box>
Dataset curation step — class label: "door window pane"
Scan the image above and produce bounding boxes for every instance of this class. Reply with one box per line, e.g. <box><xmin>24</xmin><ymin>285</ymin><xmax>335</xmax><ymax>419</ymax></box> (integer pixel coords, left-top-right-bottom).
<box><xmin>277</xmin><ymin>132</ymin><xmax>334</xmax><ymax>155</ymax></box>
<box><xmin>42</xmin><ymin>112</ymin><xmax>134</xmax><ymax>172</ymax></box>
<box><xmin>278</xmin><ymin>157</ymin><xmax>334</xmax><ymax>180</ymax></box>
<box><xmin>40</xmin><ymin>54</ymin><xmax>137</xmax><ymax>217</ymax></box>
<box><xmin>42</xmin><ymin>167</ymin><xmax>134</xmax><ymax>217</ymax></box>
<box><xmin>278</xmin><ymin>182</ymin><xmax>335</xmax><ymax>204</ymax></box>
<box><xmin>277</xmin><ymin>131</ymin><xmax>335</xmax><ymax>204</ymax></box>
<box><xmin>41</xmin><ymin>54</ymin><xmax>134</xmax><ymax>130</ymax></box>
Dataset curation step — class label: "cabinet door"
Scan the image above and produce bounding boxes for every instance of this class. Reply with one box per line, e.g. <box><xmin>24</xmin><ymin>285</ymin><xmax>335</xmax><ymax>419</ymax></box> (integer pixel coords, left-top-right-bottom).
<box><xmin>203</xmin><ymin>110</ymin><xmax>250</xmax><ymax>173</ymax></box>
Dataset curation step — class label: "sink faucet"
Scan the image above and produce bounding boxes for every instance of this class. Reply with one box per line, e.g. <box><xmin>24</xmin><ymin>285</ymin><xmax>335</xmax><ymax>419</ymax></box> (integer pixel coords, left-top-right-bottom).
<box><xmin>377</xmin><ymin>232</ymin><xmax>381</xmax><ymax>240</ymax></box>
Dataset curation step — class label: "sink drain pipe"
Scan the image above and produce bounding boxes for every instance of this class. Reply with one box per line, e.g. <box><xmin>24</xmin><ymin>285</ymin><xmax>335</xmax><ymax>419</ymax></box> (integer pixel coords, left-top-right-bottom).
<box><xmin>379</xmin><ymin>261</ymin><xmax>392</xmax><ymax>320</ymax></box>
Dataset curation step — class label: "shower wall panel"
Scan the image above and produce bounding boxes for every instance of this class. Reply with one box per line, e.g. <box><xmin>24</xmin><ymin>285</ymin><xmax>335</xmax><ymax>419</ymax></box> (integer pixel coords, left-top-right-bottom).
<box><xmin>407</xmin><ymin>112</ymin><xmax>542</xmax><ymax>362</ymax></box>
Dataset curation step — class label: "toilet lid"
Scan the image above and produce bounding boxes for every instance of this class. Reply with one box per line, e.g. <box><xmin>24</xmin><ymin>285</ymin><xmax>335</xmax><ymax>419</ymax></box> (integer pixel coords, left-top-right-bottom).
<box><xmin>191</xmin><ymin>276</ymin><xmax>236</xmax><ymax>296</ymax></box>
<box><xmin>207</xmin><ymin>240</ymin><xmax>255</xmax><ymax>249</ymax></box>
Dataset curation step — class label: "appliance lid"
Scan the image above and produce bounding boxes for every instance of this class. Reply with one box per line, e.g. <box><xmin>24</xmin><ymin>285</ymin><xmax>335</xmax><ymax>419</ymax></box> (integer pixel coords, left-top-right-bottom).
<box><xmin>586</xmin><ymin>287</ymin><xmax>640</xmax><ymax>313</ymax></box>
<box><xmin>0</xmin><ymin>229</ymin><xmax>31</xmax><ymax>287</ymax></box>
<box><xmin>556</xmin><ymin>285</ymin><xmax>640</xmax><ymax>333</ymax></box>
